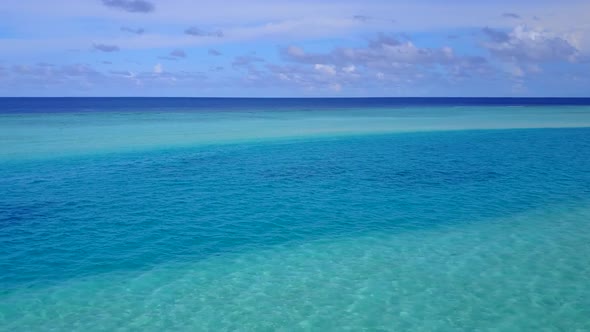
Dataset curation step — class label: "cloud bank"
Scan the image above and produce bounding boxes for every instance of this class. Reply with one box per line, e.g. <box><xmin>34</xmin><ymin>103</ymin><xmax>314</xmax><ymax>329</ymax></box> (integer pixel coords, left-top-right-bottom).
<box><xmin>185</xmin><ymin>27</ymin><xmax>224</xmax><ymax>38</ymax></box>
<box><xmin>93</xmin><ymin>43</ymin><xmax>120</xmax><ymax>52</ymax></box>
<box><xmin>101</xmin><ymin>0</ymin><xmax>155</xmax><ymax>13</ymax></box>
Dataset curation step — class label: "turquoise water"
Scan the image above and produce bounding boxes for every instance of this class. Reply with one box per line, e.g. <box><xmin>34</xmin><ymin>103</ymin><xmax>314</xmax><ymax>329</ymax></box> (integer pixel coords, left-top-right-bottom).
<box><xmin>2</xmin><ymin>103</ymin><xmax>590</xmax><ymax>161</ymax></box>
<box><xmin>1</xmin><ymin>100</ymin><xmax>590</xmax><ymax>330</ymax></box>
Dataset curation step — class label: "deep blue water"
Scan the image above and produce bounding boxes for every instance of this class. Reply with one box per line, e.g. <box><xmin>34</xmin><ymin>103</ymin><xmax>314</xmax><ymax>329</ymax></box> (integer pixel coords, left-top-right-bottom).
<box><xmin>1</xmin><ymin>97</ymin><xmax>590</xmax><ymax>113</ymax></box>
<box><xmin>1</xmin><ymin>99</ymin><xmax>590</xmax><ymax>330</ymax></box>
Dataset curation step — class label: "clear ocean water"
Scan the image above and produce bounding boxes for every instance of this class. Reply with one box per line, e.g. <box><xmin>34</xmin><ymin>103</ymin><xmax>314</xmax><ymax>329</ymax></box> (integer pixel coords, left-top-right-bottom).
<box><xmin>1</xmin><ymin>98</ymin><xmax>590</xmax><ymax>331</ymax></box>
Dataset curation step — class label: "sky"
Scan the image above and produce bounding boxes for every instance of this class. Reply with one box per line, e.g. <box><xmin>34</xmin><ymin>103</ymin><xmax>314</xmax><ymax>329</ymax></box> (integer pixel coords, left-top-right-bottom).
<box><xmin>0</xmin><ymin>0</ymin><xmax>589</xmax><ymax>97</ymax></box>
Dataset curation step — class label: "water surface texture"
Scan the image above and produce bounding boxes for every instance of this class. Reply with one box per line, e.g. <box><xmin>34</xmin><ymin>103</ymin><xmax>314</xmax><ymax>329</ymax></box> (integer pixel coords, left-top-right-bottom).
<box><xmin>1</xmin><ymin>98</ymin><xmax>590</xmax><ymax>330</ymax></box>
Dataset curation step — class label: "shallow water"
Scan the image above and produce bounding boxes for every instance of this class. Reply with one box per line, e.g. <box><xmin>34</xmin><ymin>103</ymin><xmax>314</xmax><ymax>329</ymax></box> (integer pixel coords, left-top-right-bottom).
<box><xmin>2</xmin><ymin>101</ymin><xmax>590</xmax><ymax>161</ymax></box>
<box><xmin>1</xmin><ymin>100</ymin><xmax>590</xmax><ymax>330</ymax></box>
<box><xmin>3</xmin><ymin>202</ymin><xmax>590</xmax><ymax>330</ymax></box>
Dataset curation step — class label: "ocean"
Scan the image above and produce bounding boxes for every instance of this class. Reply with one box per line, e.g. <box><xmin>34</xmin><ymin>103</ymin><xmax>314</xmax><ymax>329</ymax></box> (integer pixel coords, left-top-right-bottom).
<box><xmin>1</xmin><ymin>98</ymin><xmax>590</xmax><ymax>330</ymax></box>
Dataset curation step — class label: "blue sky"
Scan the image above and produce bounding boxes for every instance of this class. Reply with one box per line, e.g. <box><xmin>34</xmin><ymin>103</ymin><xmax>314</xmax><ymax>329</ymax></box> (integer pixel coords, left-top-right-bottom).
<box><xmin>0</xmin><ymin>0</ymin><xmax>589</xmax><ymax>97</ymax></box>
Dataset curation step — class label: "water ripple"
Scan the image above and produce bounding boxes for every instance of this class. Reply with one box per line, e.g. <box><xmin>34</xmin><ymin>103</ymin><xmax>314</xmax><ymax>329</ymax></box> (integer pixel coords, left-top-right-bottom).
<box><xmin>0</xmin><ymin>128</ymin><xmax>590</xmax><ymax>329</ymax></box>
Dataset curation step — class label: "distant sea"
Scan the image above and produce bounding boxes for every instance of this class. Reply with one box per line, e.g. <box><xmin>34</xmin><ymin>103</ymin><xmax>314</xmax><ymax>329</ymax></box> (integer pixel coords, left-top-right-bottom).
<box><xmin>1</xmin><ymin>98</ymin><xmax>590</xmax><ymax>330</ymax></box>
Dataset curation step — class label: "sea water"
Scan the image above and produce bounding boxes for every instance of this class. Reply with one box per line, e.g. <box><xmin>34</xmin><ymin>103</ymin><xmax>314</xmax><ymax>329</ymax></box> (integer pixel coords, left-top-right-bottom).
<box><xmin>1</xmin><ymin>98</ymin><xmax>590</xmax><ymax>330</ymax></box>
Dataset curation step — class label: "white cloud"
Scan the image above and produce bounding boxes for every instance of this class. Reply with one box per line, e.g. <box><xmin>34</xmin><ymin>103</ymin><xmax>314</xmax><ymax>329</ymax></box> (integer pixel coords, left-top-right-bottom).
<box><xmin>483</xmin><ymin>25</ymin><xmax>579</xmax><ymax>62</ymax></box>
<box><xmin>6</xmin><ymin>1</ymin><xmax>589</xmax><ymax>31</ymax></box>
<box><xmin>285</xmin><ymin>46</ymin><xmax>305</xmax><ymax>57</ymax></box>
<box><xmin>314</xmin><ymin>64</ymin><xmax>336</xmax><ymax>75</ymax></box>
<box><xmin>2</xmin><ymin>1</ymin><xmax>589</xmax><ymax>56</ymax></box>
<box><xmin>1</xmin><ymin>1</ymin><xmax>589</xmax><ymax>96</ymax></box>
<box><xmin>343</xmin><ymin>65</ymin><xmax>356</xmax><ymax>73</ymax></box>
<box><xmin>284</xmin><ymin>34</ymin><xmax>487</xmax><ymax>78</ymax></box>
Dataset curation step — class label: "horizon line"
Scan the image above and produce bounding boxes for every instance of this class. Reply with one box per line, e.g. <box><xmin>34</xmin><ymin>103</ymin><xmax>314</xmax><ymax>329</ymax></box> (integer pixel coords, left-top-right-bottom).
<box><xmin>2</xmin><ymin>96</ymin><xmax>590</xmax><ymax>99</ymax></box>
